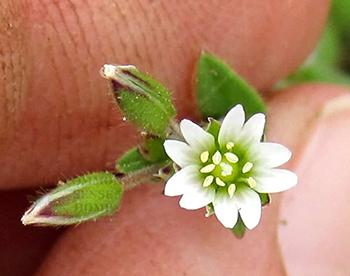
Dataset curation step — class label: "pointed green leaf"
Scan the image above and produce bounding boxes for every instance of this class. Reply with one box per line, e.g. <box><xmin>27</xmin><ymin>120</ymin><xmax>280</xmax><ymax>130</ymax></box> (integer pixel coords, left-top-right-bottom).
<box><xmin>22</xmin><ymin>172</ymin><xmax>123</xmax><ymax>226</ymax></box>
<box><xmin>196</xmin><ymin>52</ymin><xmax>266</xmax><ymax>119</ymax></box>
<box><xmin>140</xmin><ymin>136</ymin><xmax>168</xmax><ymax>162</ymax></box>
<box><xmin>116</xmin><ymin>147</ymin><xmax>154</xmax><ymax>174</ymax></box>
<box><xmin>101</xmin><ymin>64</ymin><xmax>176</xmax><ymax>137</ymax></box>
<box><xmin>116</xmin><ymin>144</ymin><xmax>169</xmax><ymax>175</ymax></box>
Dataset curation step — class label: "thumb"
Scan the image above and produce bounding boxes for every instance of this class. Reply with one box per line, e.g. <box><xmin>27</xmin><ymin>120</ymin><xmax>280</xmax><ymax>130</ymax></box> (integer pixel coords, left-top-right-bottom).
<box><xmin>0</xmin><ymin>0</ymin><xmax>329</xmax><ymax>189</ymax></box>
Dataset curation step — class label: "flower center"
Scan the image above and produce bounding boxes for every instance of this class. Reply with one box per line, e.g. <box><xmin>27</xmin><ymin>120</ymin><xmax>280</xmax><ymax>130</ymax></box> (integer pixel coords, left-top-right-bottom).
<box><xmin>199</xmin><ymin>142</ymin><xmax>256</xmax><ymax>198</ymax></box>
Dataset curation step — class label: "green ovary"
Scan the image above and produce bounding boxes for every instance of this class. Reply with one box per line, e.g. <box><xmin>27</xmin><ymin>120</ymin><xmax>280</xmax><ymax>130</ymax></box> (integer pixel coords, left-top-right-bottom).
<box><xmin>198</xmin><ymin>142</ymin><xmax>256</xmax><ymax>197</ymax></box>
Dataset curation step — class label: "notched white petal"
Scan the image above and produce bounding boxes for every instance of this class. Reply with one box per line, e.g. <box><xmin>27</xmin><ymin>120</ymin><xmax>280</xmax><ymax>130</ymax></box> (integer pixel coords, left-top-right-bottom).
<box><xmin>179</xmin><ymin>188</ymin><xmax>215</xmax><ymax>210</ymax></box>
<box><xmin>239</xmin><ymin>113</ymin><xmax>265</xmax><ymax>144</ymax></box>
<box><xmin>180</xmin><ymin>119</ymin><xmax>215</xmax><ymax>151</ymax></box>
<box><xmin>218</xmin><ymin>105</ymin><xmax>245</xmax><ymax>147</ymax></box>
<box><xmin>164</xmin><ymin>140</ymin><xmax>197</xmax><ymax>167</ymax></box>
<box><xmin>254</xmin><ymin>169</ymin><xmax>297</xmax><ymax>193</ymax></box>
<box><xmin>257</xmin><ymin>142</ymin><xmax>292</xmax><ymax>167</ymax></box>
<box><xmin>213</xmin><ymin>193</ymin><xmax>238</xmax><ymax>228</ymax></box>
<box><xmin>235</xmin><ymin>187</ymin><xmax>261</xmax><ymax>230</ymax></box>
<box><xmin>164</xmin><ymin>166</ymin><xmax>201</xmax><ymax>196</ymax></box>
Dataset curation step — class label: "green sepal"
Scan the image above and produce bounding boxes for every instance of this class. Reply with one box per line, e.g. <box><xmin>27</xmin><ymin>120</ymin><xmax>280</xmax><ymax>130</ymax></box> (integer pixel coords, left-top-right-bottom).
<box><xmin>232</xmin><ymin>216</ymin><xmax>246</xmax><ymax>239</ymax></box>
<box><xmin>102</xmin><ymin>65</ymin><xmax>176</xmax><ymax>137</ymax></box>
<box><xmin>259</xmin><ymin>193</ymin><xmax>271</xmax><ymax>207</ymax></box>
<box><xmin>205</xmin><ymin>203</ymin><xmax>215</xmax><ymax>217</ymax></box>
<box><xmin>206</xmin><ymin>118</ymin><xmax>221</xmax><ymax>140</ymax></box>
<box><xmin>196</xmin><ymin>52</ymin><xmax>266</xmax><ymax>120</ymax></box>
<box><xmin>21</xmin><ymin>172</ymin><xmax>123</xmax><ymax>226</ymax></box>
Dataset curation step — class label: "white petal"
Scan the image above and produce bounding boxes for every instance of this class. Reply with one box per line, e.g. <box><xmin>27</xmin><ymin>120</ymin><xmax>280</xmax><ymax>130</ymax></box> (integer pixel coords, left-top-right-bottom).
<box><xmin>164</xmin><ymin>166</ymin><xmax>201</xmax><ymax>196</ymax></box>
<box><xmin>213</xmin><ymin>193</ymin><xmax>239</xmax><ymax>228</ymax></box>
<box><xmin>218</xmin><ymin>105</ymin><xmax>245</xmax><ymax>147</ymax></box>
<box><xmin>163</xmin><ymin>140</ymin><xmax>197</xmax><ymax>167</ymax></box>
<box><xmin>257</xmin><ymin>142</ymin><xmax>292</xmax><ymax>167</ymax></box>
<box><xmin>254</xmin><ymin>169</ymin><xmax>297</xmax><ymax>193</ymax></box>
<box><xmin>235</xmin><ymin>187</ymin><xmax>261</xmax><ymax>230</ymax></box>
<box><xmin>180</xmin><ymin>119</ymin><xmax>215</xmax><ymax>151</ymax></box>
<box><xmin>239</xmin><ymin>113</ymin><xmax>265</xmax><ymax>144</ymax></box>
<box><xmin>179</xmin><ymin>188</ymin><xmax>215</xmax><ymax>210</ymax></box>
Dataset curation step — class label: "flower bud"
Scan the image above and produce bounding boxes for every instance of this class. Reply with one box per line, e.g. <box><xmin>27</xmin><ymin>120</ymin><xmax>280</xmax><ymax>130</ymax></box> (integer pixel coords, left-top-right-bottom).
<box><xmin>21</xmin><ymin>172</ymin><xmax>123</xmax><ymax>226</ymax></box>
<box><xmin>101</xmin><ymin>64</ymin><xmax>176</xmax><ymax>137</ymax></box>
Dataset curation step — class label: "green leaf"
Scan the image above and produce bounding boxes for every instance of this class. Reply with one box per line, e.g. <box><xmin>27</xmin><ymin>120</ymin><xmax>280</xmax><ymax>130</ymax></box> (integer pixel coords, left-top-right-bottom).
<box><xmin>116</xmin><ymin>147</ymin><xmax>155</xmax><ymax>174</ymax></box>
<box><xmin>116</xmin><ymin>142</ymin><xmax>170</xmax><ymax>176</ymax></box>
<box><xmin>196</xmin><ymin>52</ymin><xmax>266</xmax><ymax>119</ymax></box>
<box><xmin>140</xmin><ymin>136</ymin><xmax>168</xmax><ymax>162</ymax></box>
<box><xmin>21</xmin><ymin>172</ymin><xmax>123</xmax><ymax>226</ymax></box>
<box><xmin>232</xmin><ymin>216</ymin><xmax>246</xmax><ymax>239</ymax></box>
<box><xmin>101</xmin><ymin>64</ymin><xmax>176</xmax><ymax>137</ymax></box>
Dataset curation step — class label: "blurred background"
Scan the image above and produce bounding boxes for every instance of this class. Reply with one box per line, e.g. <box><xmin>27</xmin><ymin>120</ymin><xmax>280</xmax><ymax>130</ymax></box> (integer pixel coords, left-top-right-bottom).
<box><xmin>279</xmin><ymin>0</ymin><xmax>350</xmax><ymax>88</ymax></box>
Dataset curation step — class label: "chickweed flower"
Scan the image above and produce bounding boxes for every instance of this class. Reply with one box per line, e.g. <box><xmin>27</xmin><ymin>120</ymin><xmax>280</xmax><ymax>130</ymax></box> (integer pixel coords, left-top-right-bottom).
<box><xmin>163</xmin><ymin>105</ymin><xmax>297</xmax><ymax>229</ymax></box>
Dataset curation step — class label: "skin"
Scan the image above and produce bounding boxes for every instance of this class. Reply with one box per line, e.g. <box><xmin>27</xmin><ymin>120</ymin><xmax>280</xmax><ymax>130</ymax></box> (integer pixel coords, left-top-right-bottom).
<box><xmin>0</xmin><ymin>0</ymin><xmax>339</xmax><ymax>275</ymax></box>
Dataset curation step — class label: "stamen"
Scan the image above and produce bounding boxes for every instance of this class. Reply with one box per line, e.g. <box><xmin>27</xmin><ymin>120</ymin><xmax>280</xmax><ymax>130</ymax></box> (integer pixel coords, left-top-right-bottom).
<box><xmin>225</xmin><ymin>152</ymin><xmax>239</xmax><ymax>163</ymax></box>
<box><xmin>220</xmin><ymin>162</ymin><xmax>233</xmax><ymax>177</ymax></box>
<box><xmin>228</xmin><ymin>184</ymin><xmax>236</xmax><ymax>198</ymax></box>
<box><xmin>216</xmin><ymin>177</ymin><xmax>226</xmax><ymax>187</ymax></box>
<box><xmin>203</xmin><ymin>175</ymin><xmax>214</xmax><ymax>187</ymax></box>
<box><xmin>212</xmin><ymin>151</ymin><xmax>222</xmax><ymax>165</ymax></box>
<box><xmin>247</xmin><ymin>177</ymin><xmax>257</xmax><ymax>188</ymax></box>
<box><xmin>200</xmin><ymin>151</ymin><xmax>209</xmax><ymax>163</ymax></box>
<box><xmin>242</xmin><ymin>162</ymin><xmax>253</xmax><ymax>173</ymax></box>
<box><xmin>200</xmin><ymin>164</ymin><xmax>216</xmax><ymax>173</ymax></box>
<box><xmin>226</xmin><ymin>142</ymin><xmax>235</xmax><ymax>150</ymax></box>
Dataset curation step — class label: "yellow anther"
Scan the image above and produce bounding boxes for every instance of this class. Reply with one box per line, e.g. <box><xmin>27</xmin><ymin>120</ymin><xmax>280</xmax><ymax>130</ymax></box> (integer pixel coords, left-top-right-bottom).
<box><xmin>216</xmin><ymin>177</ymin><xmax>226</xmax><ymax>187</ymax></box>
<box><xmin>200</xmin><ymin>164</ymin><xmax>216</xmax><ymax>173</ymax></box>
<box><xmin>225</xmin><ymin>152</ymin><xmax>239</xmax><ymax>163</ymax></box>
<box><xmin>228</xmin><ymin>184</ymin><xmax>236</xmax><ymax>198</ymax></box>
<box><xmin>247</xmin><ymin>177</ymin><xmax>257</xmax><ymax>188</ymax></box>
<box><xmin>203</xmin><ymin>175</ymin><xmax>214</xmax><ymax>187</ymax></box>
<box><xmin>212</xmin><ymin>151</ymin><xmax>222</xmax><ymax>165</ymax></box>
<box><xmin>242</xmin><ymin>162</ymin><xmax>253</xmax><ymax>173</ymax></box>
<box><xmin>200</xmin><ymin>151</ymin><xmax>209</xmax><ymax>163</ymax></box>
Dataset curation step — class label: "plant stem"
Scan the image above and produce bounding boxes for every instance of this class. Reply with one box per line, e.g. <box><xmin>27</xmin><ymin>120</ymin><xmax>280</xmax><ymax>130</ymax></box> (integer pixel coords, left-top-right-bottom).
<box><xmin>117</xmin><ymin>164</ymin><xmax>163</xmax><ymax>191</ymax></box>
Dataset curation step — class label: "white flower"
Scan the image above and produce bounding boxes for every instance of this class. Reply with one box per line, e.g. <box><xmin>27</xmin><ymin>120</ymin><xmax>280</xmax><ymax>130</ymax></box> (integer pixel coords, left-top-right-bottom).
<box><xmin>163</xmin><ymin>105</ymin><xmax>297</xmax><ymax>229</ymax></box>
